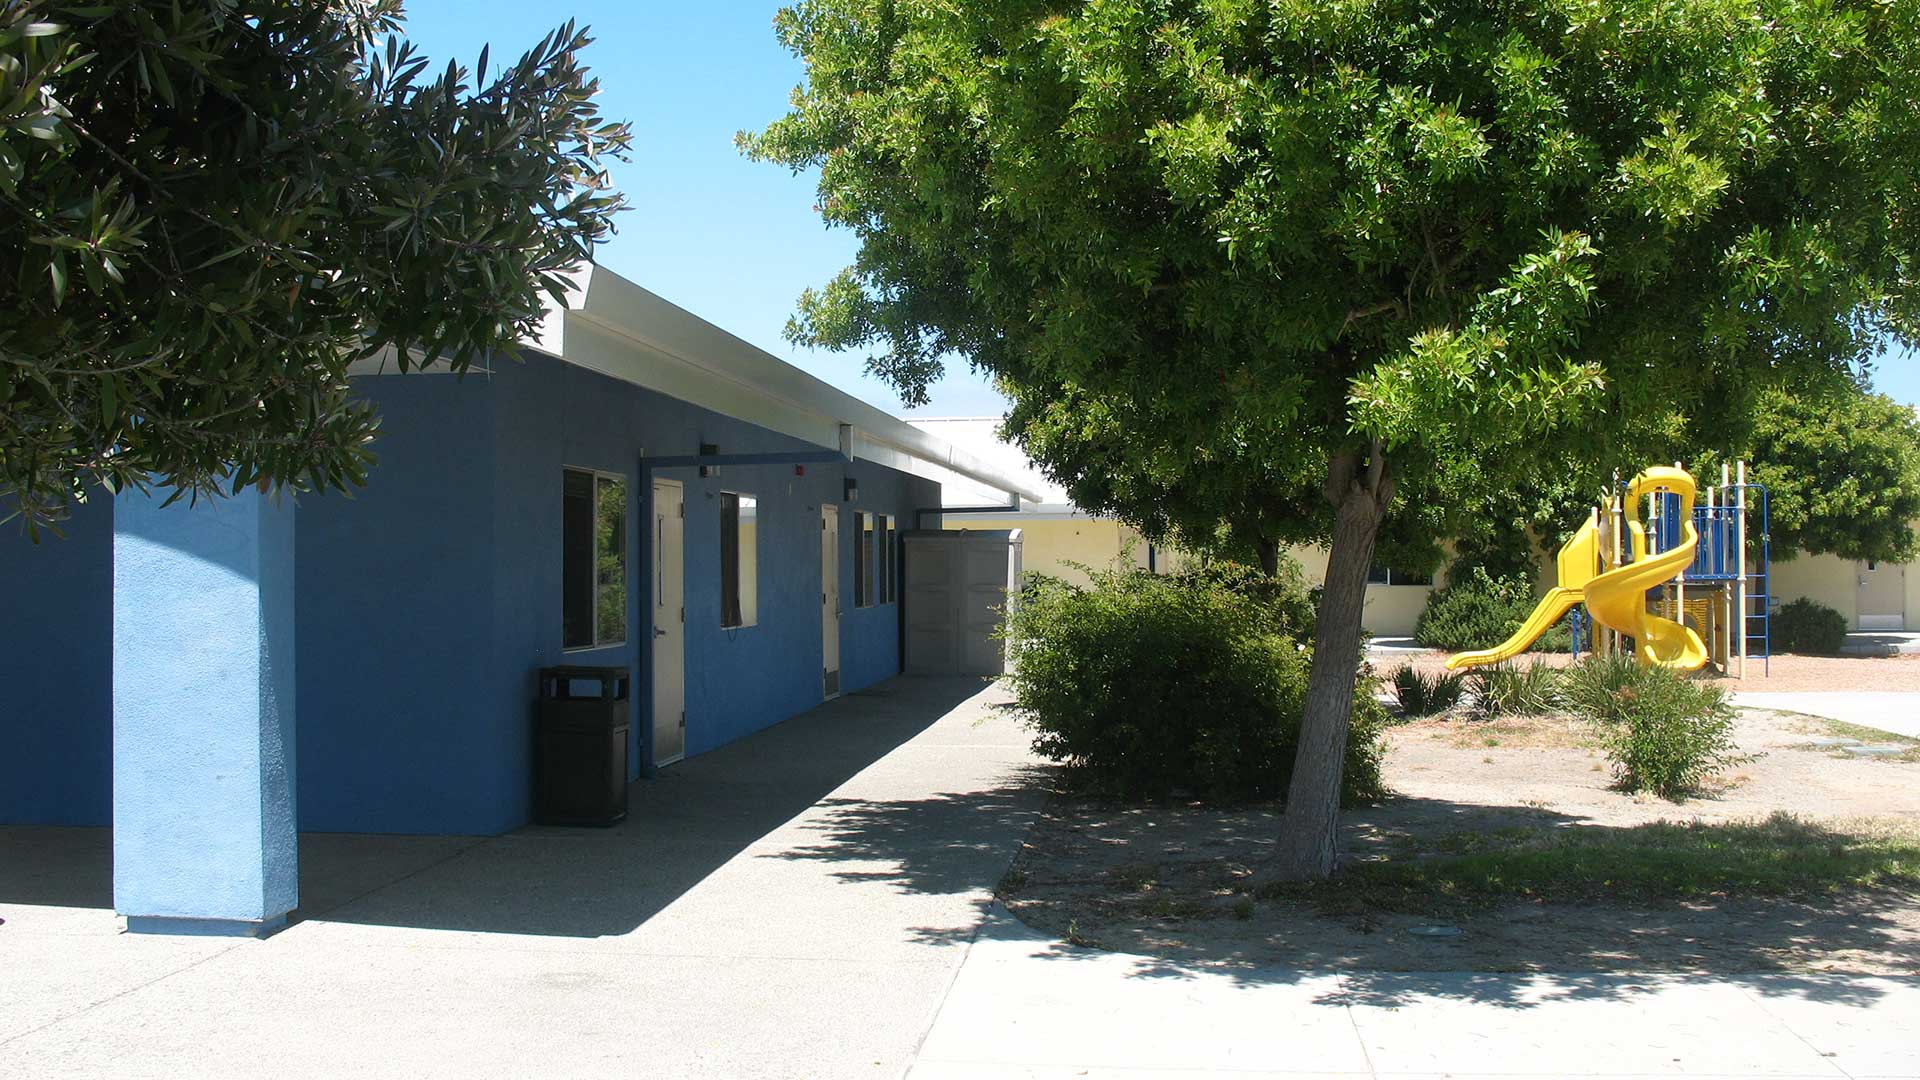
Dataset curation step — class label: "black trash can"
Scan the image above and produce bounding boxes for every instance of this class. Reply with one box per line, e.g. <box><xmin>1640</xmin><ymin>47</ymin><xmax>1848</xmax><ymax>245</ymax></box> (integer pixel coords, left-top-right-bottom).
<box><xmin>534</xmin><ymin>666</ymin><xmax>630</xmax><ymax>826</ymax></box>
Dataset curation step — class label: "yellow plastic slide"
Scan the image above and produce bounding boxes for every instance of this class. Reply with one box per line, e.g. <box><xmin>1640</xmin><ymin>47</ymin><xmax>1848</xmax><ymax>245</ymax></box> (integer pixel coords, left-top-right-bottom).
<box><xmin>1584</xmin><ymin>467</ymin><xmax>1708</xmax><ymax>671</ymax></box>
<box><xmin>1446</xmin><ymin>514</ymin><xmax>1601</xmax><ymax>670</ymax></box>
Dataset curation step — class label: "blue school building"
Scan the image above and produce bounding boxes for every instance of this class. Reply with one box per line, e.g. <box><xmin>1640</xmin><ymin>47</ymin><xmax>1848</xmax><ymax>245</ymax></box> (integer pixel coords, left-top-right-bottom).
<box><xmin>0</xmin><ymin>266</ymin><xmax>1035</xmax><ymax>936</ymax></box>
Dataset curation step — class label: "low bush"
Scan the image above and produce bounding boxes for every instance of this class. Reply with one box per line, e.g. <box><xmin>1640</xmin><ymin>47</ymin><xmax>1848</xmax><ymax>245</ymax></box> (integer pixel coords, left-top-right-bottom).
<box><xmin>1389</xmin><ymin>664</ymin><xmax>1465</xmax><ymax>717</ymax></box>
<box><xmin>1561</xmin><ymin>656</ymin><xmax>1741</xmax><ymax>798</ymax></box>
<box><xmin>1468</xmin><ymin>661</ymin><xmax>1562</xmax><ymax>718</ymax></box>
<box><xmin>1774</xmin><ymin>597</ymin><xmax>1848</xmax><ymax>655</ymax></box>
<box><xmin>1005</xmin><ymin>566</ymin><xmax>1385</xmax><ymax>805</ymax></box>
<box><xmin>1558</xmin><ymin>653</ymin><xmax>1640</xmax><ymax>718</ymax></box>
<box><xmin>1414</xmin><ymin>566</ymin><xmax>1571</xmax><ymax>653</ymax></box>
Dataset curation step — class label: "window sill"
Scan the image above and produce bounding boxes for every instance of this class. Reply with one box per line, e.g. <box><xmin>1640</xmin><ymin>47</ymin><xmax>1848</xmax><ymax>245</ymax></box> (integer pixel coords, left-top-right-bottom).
<box><xmin>562</xmin><ymin>642</ymin><xmax>627</xmax><ymax>654</ymax></box>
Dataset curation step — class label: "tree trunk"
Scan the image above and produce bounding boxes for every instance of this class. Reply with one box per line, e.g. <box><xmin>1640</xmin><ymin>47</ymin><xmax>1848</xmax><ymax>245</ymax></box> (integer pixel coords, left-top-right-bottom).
<box><xmin>1268</xmin><ymin>446</ymin><xmax>1393</xmax><ymax>881</ymax></box>
<box><xmin>1256</xmin><ymin>537</ymin><xmax>1280</xmax><ymax>577</ymax></box>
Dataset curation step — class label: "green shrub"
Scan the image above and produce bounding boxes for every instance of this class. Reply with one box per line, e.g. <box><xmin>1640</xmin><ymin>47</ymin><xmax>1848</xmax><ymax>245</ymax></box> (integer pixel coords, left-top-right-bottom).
<box><xmin>1559</xmin><ymin>653</ymin><xmax>1641</xmax><ymax>718</ymax></box>
<box><xmin>1467</xmin><ymin>661</ymin><xmax>1562</xmax><ymax>718</ymax></box>
<box><xmin>1343</xmin><ymin>691</ymin><xmax>1393</xmax><ymax>806</ymax></box>
<box><xmin>1774</xmin><ymin>598</ymin><xmax>1848</xmax><ymax>655</ymax></box>
<box><xmin>1389</xmin><ymin>664</ymin><xmax>1465</xmax><ymax>717</ymax></box>
<box><xmin>1415</xmin><ymin>566</ymin><xmax>1571</xmax><ymax>653</ymax></box>
<box><xmin>1004</xmin><ymin>566</ymin><xmax>1384</xmax><ymax>805</ymax></box>
<box><xmin>1176</xmin><ymin>557</ymin><xmax>1318</xmax><ymax>641</ymax></box>
<box><xmin>1562</xmin><ymin>657</ymin><xmax>1741</xmax><ymax>798</ymax></box>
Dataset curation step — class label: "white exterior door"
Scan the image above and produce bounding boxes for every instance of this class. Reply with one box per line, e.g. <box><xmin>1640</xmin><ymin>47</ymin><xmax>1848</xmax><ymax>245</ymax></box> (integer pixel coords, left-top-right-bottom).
<box><xmin>1858</xmin><ymin>560</ymin><xmax>1907</xmax><ymax>631</ymax></box>
<box><xmin>652</xmin><ymin>479</ymin><xmax>686</xmax><ymax>766</ymax></box>
<box><xmin>822</xmin><ymin>505</ymin><xmax>841</xmax><ymax>698</ymax></box>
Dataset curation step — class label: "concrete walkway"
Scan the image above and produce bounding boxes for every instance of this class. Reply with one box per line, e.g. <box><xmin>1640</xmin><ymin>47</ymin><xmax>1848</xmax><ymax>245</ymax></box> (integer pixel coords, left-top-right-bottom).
<box><xmin>0</xmin><ymin>677</ymin><xmax>1045</xmax><ymax>1080</ymax></box>
<box><xmin>910</xmin><ymin>909</ymin><xmax>1920</xmax><ymax>1079</ymax></box>
<box><xmin>1841</xmin><ymin>632</ymin><xmax>1920</xmax><ymax>658</ymax></box>
<box><xmin>1733</xmin><ymin>691</ymin><xmax>1920</xmax><ymax>739</ymax></box>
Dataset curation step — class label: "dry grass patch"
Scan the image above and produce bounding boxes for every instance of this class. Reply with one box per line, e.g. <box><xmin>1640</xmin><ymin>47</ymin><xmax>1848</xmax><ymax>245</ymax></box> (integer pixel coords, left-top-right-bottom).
<box><xmin>998</xmin><ymin>706</ymin><xmax>1920</xmax><ymax>973</ymax></box>
<box><xmin>1408</xmin><ymin>712</ymin><xmax>1599</xmax><ymax>751</ymax></box>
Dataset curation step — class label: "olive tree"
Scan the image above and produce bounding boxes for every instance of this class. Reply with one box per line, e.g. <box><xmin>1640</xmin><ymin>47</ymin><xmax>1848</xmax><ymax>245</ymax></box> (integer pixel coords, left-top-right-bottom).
<box><xmin>744</xmin><ymin>0</ymin><xmax>1920</xmax><ymax>878</ymax></box>
<box><xmin>2</xmin><ymin>1</ymin><xmax>630</xmax><ymax>529</ymax></box>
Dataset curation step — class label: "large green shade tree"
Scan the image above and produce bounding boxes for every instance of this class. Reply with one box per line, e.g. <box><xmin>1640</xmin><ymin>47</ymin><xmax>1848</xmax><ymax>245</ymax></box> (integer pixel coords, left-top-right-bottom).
<box><xmin>745</xmin><ymin>0</ymin><xmax>1920</xmax><ymax>877</ymax></box>
<box><xmin>1714</xmin><ymin>386</ymin><xmax>1920</xmax><ymax>564</ymax></box>
<box><xmin>1</xmin><ymin>1</ymin><xmax>630</xmax><ymax>528</ymax></box>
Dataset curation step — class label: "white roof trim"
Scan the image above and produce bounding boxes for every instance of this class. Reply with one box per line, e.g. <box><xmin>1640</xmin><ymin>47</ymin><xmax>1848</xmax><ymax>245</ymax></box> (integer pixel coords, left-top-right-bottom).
<box><xmin>530</xmin><ymin>266</ymin><xmax>1041</xmax><ymax>503</ymax></box>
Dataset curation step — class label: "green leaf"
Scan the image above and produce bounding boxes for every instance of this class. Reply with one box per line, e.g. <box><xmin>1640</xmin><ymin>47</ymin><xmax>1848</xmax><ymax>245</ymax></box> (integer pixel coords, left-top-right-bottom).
<box><xmin>47</xmin><ymin>250</ymin><xmax>67</xmax><ymax>306</ymax></box>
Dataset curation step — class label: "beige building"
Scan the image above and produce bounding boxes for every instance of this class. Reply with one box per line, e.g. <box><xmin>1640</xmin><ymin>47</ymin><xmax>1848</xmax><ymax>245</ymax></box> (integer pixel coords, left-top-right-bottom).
<box><xmin>909</xmin><ymin>418</ymin><xmax>1436</xmax><ymax>636</ymax></box>
<box><xmin>1770</xmin><ymin>541</ymin><xmax>1917</xmax><ymax>631</ymax></box>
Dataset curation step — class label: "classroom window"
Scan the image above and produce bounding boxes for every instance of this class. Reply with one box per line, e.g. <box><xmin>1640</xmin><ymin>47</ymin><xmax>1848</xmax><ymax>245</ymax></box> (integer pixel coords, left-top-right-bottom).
<box><xmin>720</xmin><ymin>493</ymin><xmax>758</xmax><ymax>628</ymax></box>
<box><xmin>855</xmin><ymin>511</ymin><xmax>875</xmax><ymax>607</ymax></box>
<box><xmin>879</xmin><ymin>514</ymin><xmax>897</xmax><ymax>603</ymax></box>
<box><xmin>563</xmin><ymin>469</ymin><xmax>627</xmax><ymax>650</ymax></box>
<box><xmin>1367</xmin><ymin>564</ymin><xmax>1432</xmax><ymax>586</ymax></box>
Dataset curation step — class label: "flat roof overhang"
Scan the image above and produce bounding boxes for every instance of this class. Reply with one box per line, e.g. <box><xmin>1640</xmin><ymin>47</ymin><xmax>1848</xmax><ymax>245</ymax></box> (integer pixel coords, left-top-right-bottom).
<box><xmin>525</xmin><ymin>266</ymin><xmax>1044</xmax><ymax>505</ymax></box>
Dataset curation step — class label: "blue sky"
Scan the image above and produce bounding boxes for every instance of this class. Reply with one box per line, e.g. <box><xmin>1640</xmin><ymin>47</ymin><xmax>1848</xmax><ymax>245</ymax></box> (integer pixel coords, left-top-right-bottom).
<box><xmin>401</xmin><ymin>0</ymin><xmax>1007</xmax><ymax>417</ymax></box>
<box><xmin>400</xmin><ymin>2</ymin><xmax>1918</xmax><ymax>413</ymax></box>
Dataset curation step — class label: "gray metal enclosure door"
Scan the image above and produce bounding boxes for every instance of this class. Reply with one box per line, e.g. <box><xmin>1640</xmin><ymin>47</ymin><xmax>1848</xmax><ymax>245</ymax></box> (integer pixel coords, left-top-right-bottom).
<box><xmin>904</xmin><ymin>530</ymin><xmax>1021</xmax><ymax>675</ymax></box>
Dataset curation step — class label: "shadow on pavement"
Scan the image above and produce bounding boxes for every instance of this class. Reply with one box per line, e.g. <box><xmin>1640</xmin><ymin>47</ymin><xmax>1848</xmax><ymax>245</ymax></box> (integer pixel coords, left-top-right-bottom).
<box><xmin>996</xmin><ymin>792</ymin><xmax>1919</xmax><ymax>1009</ymax></box>
<box><xmin>0</xmin><ymin>676</ymin><xmax>1000</xmax><ymax>940</ymax></box>
<box><xmin>765</xmin><ymin>763</ymin><xmax>1056</xmax><ymax>946</ymax></box>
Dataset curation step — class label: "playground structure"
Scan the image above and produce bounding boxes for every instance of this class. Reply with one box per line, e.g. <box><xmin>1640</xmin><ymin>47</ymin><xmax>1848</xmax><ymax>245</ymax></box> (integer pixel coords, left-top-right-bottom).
<box><xmin>1447</xmin><ymin>462</ymin><xmax>1770</xmax><ymax>677</ymax></box>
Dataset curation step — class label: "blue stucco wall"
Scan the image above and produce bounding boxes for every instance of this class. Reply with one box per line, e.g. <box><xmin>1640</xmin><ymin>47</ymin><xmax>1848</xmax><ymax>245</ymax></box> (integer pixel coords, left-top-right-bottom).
<box><xmin>486</xmin><ymin>350</ymin><xmax>935</xmax><ymax>773</ymax></box>
<box><xmin>836</xmin><ymin>463</ymin><xmax>933</xmax><ymax>695</ymax></box>
<box><xmin>0</xmin><ymin>350</ymin><xmax>936</xmax><ymax>836</ymax></box>
<box><xmin>294</xmin><ymin>373</ymin><xmax>501</xmax><ymax>834</ymax></box>
<box><xmin>0</xmin><ymin>495</ymin><xmax>113</xmax><ymax>826</ymax></box>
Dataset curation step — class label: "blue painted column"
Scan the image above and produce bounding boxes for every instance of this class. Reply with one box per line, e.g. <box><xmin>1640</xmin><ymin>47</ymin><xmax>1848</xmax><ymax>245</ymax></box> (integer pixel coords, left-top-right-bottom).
<box><xmin>113</xmin><ymin>486</ymin><xmax>297</xmax><ymax>936</ymax></box>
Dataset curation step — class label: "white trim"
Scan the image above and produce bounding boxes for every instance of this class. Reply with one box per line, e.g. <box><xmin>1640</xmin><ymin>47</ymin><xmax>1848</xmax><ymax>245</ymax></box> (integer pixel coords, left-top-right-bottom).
<box><xmin>532</xmin><ymin>267</ymin><xmax>1042</xmax><ymax>504</ymax></box>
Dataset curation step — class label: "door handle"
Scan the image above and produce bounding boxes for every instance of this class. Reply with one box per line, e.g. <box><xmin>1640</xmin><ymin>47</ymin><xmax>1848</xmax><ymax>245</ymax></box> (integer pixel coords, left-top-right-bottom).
<box><xmin>654</xmin><ymin>627</ymin><xmax>668</xmax><ymax>638</ymax></box>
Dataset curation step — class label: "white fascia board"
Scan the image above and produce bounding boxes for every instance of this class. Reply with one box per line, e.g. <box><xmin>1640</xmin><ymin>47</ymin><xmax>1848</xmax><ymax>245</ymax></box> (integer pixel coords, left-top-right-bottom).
<box><xmin>533</xmin><ymin>265</ymin><xmax>1041</xmax><ymax>502</ymax></box>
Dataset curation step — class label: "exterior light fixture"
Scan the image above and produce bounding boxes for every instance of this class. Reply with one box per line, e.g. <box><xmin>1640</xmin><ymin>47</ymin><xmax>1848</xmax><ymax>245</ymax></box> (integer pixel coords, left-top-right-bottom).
<box><xmin>843</xmin><ymin>477</ymin><xmax>859</xmax><ymax>502</ymax></box>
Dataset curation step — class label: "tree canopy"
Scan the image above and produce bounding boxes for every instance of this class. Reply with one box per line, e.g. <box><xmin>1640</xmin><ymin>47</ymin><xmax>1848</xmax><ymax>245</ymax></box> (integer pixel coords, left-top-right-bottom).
<box><xmin>1719</xmin><ymin>386</ymin><xmax>1920</xmax><ymax>564</ymax></box>
<box><xmin>1</xmin><ymin>1</ymin><xmax>630</xmax><ymax>529</ymax></box>
<box><xmin>746</xmin><ymin>0</ymin><xmax>1920</xmax><ymax>876</ymax></box>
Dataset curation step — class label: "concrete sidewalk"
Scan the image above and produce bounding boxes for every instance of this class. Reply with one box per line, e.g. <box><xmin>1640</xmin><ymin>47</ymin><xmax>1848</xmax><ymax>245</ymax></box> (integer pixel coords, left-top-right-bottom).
<box><xmin>1734</xmin><ymin>691</ymin><xmax>1920</xmax><ymax>739</ymax></box>
<box><xmin>0</xmin><ymin>677</ymin><xmax>1045</xmax><ymax>1080</ymax></box>
<box><xmin>910</xmin><ymin>909</ymin><xmax>1920</xmax><ymax>1079</ymax></box>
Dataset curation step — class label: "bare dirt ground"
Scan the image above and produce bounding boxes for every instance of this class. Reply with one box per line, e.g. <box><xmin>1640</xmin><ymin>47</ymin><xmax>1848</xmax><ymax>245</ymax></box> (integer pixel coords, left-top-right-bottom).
<box><xmin>1000</xmin><ymin>706</ymin><xmax>1920</xmax><ymax>974</ymax></box>
<box><xmin>1386</xmin><ymin>646</ymin><xmax>1920</xmax><ymax>692</ymax></box>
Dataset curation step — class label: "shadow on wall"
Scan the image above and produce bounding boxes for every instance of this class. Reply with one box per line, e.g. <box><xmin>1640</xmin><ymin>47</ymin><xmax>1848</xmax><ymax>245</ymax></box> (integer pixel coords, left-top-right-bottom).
<box><xmin>0</xmin><ymin>676</ymin><xmax>1008</xmax><ymax>940</ymax></box>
